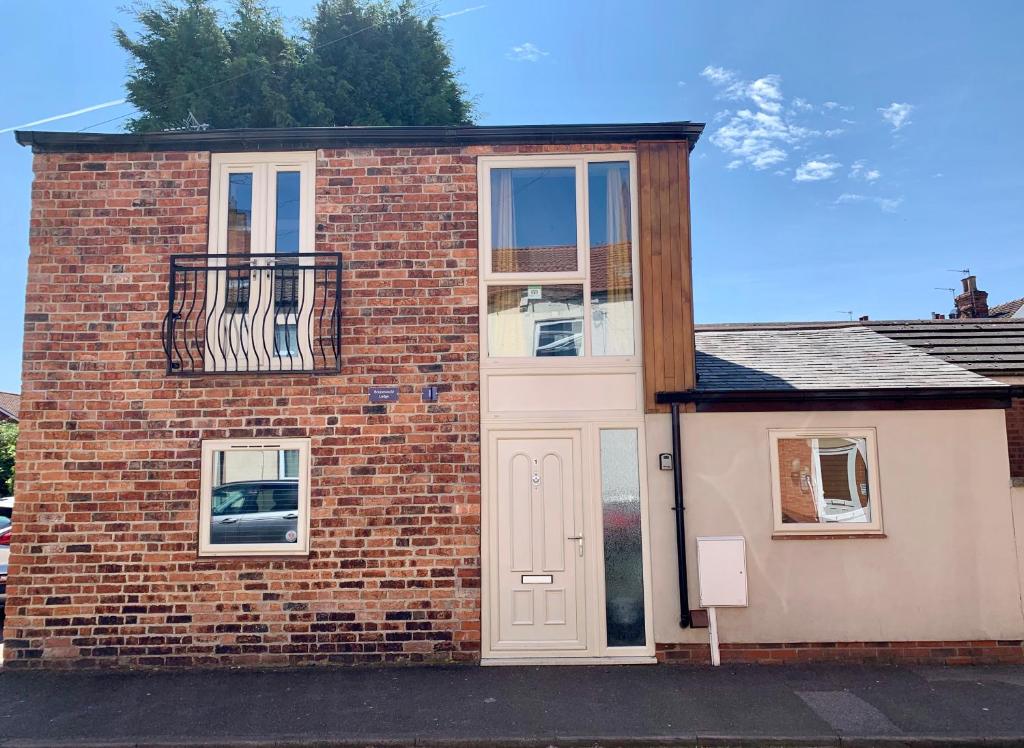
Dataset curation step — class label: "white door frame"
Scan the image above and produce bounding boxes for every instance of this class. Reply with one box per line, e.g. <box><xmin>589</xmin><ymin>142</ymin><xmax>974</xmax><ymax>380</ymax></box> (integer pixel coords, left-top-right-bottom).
<box><xmin>481</xmin><ymin>420</ymin><xmax>656</xmax><ymax>662</ymax></box>
<box><xmin>476</xmin><ymin>150</ymin><xmax>654</xmax><ymax>663</ymax></box>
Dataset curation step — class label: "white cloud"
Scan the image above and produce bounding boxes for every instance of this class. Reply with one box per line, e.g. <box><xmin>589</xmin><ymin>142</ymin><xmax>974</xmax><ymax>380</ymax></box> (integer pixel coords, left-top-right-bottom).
<box><xmin>823</xmin><ymin>101</ymin><xmax>853</xmax><ymax>112</ymax></box>
<box><xmin>824</xmin><ymin>128</ymin><xmax>845</xmax><ymax>138</ymax></box>
<box><xmin>849</xmin><ymin>160</ymin><xmax>881</xmax><ymax>182</ymax></box>
<box><xmin>835</xmin><ymin>193</ymin><xmax>903</xmax><ymax>212</ymax></box>
<box><xmin>709</xmin><ymin>109</ymin><xmax>810</xmax><ymax>170</ymax></box>
<box><xmin>746</xmin><ymin>75</ymin><xmax>784</xmax><ymax>113</ymax></box>
<box><xmin>794</xmin><ymin>156</ymin><xmax>841</xmax><ymax>182</ymax></box>
<box><xmin>700</xmin><ymin>65</ymin><xmax>737</xmax><ymax>86</ymax></box>
<box><xmin>506</xmin><ymin>42</ymin><xmax>548</xmax><ymax>62</ymax></box>
<box><xmin>677</xmin><ymin>81</ymin><xmax>687</xmax><ymax>87</ymax></box>
<box><xmin>791</xmin><ymin>97</ymin><xmax>814</xmax><ymax>112</ymax></box>
<box><xmin>701</xmin><ymin>66</ymin><xmax>817</xmax><ymax>171</ymax></box>
<box><xmin>878</xmin><ymin>102</ymin><xmax>914</xmax><ymax>131</ymax></box>
<box><xmin>701</xmin><ymin>66</ymin><xmax>782</xmax><ymax>112</ymax></box>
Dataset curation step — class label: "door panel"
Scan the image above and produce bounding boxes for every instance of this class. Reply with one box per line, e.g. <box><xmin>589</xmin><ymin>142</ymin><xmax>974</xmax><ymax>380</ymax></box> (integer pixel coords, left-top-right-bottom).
<box><xmin>494</xmin><ymin>434</ymin><xmax>587</xmax><ymax>651</ymax></box>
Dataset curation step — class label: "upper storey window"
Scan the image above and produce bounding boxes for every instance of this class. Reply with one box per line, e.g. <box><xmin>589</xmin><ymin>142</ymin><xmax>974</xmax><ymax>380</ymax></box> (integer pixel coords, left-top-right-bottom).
<box><xmin>490</xmin><ymin>167</ymin><xmax>578</xmax><ymax>274</ymax></box>
<box><xmin>163</xmin><ymin>151</ymin><xmax>342</xmax><ymax>376</ymax></box>
<box><xmin>480</xmin><ymin>155</ymin><xmax>638</xmax><ymax>361</ymax></box>
<box><xmin>207</xmin><ymin>152</ymin><xmax>322</xmax><ymax>372</ymax></box>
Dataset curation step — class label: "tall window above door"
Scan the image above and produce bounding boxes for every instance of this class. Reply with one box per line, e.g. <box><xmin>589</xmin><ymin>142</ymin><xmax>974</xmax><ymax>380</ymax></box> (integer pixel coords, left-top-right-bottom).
<box><xmin>480</xmin><ymin>155</ymin><xmax>638</xmax><ymax>361</ymax></box>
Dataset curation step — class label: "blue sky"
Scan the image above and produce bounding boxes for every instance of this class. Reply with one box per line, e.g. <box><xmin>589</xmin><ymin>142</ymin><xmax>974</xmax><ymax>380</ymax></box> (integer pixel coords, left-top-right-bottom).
<box><xmin>1</xmin><ymin>0</ymin><xmax>1022</xmax><ymax>393</ymax></box>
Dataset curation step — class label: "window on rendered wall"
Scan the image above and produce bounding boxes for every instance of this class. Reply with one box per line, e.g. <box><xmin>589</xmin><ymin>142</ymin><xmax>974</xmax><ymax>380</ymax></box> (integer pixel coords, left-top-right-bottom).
<box><xmin>768</xmin><ymin>429</ymin><xmax>883</xmax><ymax>536</ymax></box>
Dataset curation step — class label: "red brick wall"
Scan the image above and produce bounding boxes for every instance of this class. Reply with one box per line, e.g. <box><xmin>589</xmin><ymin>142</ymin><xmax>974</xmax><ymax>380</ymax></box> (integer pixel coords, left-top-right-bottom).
<box><xmin>7</xmin><ymin>142</ymin><xmax>632</xmax><ymax>669</ymax></box>
<box><xmin>776</xmin><ymin>438</ymin><xmax>817</xmax><ymax>523</ymax></box>
<box><xmin>1007</xmin><ymin>397</ymin><xmax>1024</xmax><ymax>480</ymax></box>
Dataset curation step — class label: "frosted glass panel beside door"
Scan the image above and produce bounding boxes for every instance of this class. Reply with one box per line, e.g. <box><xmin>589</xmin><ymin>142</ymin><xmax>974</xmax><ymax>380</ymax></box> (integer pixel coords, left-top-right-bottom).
<box><xmin>600</xmin><ymin>429</ymin><xmax>646</xmax><ymax>647</ymax></box>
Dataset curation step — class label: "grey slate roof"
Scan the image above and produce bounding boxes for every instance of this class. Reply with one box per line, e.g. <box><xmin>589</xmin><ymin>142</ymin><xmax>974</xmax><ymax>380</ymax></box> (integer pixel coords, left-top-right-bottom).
<box><xmin>695</xmin><ymin>326</ymin><xmax>1004</xmax><ymax>392</ymax></box>
<box><xmin>866</xmin><ymin>319</ymin><xmax>1024</xmax><ymax>376</ymax></box>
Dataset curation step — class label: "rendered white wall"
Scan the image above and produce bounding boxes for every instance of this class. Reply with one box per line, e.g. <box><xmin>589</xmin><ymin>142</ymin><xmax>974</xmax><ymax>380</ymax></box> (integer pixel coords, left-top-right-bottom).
<box><xmin>646</xmin><ymin>408</ymin><xmax>1024</xmax><ymax>644</ymax></box>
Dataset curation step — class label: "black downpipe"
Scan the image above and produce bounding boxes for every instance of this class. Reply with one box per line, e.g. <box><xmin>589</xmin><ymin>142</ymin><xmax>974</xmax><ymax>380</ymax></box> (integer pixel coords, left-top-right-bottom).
<box><xmin>670</xmin><ymin>402</ymin><xmax>692</xmax><ymax>628</ymax></box>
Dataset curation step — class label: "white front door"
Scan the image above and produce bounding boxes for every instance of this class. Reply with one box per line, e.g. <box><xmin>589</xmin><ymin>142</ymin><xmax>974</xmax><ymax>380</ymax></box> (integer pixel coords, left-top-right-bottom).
<box><xmin>490</xmin><ymin>431</ymin><xmax>590</xmax><ymax>654</ymax></box>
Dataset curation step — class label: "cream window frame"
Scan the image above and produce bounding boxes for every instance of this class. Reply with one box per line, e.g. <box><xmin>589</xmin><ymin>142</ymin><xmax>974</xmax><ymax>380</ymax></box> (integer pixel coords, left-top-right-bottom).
<box><xmin>206</xmin><ymin>152</ymin><xmax>317</xmax><ymax>372</ymax></box>
<box><xmin>199</xmin><ymin>437</ymin><xmax>312</xmax><ymax>557</ymax></box>
<box><xmin>478</xmin><ymin>153</ymin><xmax>641</xmax><ymax>367</ymax></box>
<box><xmin>767</xmin><ymin>428</ymin><xmax>883</xmax><ymax>536</ymax></box>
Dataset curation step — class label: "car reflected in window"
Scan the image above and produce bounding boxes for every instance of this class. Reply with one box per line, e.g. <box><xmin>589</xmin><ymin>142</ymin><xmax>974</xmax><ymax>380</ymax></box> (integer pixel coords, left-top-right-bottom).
<box><xmin>210</xmin><ymin>479</ymin><xmax>299</xmax><ymax>545</ymax></box>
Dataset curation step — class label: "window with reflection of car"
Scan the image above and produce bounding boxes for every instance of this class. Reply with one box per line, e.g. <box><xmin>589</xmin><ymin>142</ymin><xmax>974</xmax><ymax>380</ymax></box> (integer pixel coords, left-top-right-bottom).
<box><xmin>769</xmin><ymin>429</ymin><xmax>882</xmax><ymax>536</ymax></box>
<box><xmin>200</xmin><ymin>438</ymin><xmax>310</xmax><ymax>556</ymax></box>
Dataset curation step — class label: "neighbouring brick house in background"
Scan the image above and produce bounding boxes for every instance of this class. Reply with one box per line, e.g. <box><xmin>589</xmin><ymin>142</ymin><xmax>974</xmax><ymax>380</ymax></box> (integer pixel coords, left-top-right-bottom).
<box><xmin>868</xmin><ymin>306</ymin><xmax>1024</xmax><ymax>483</ymax></box>
<box><xmin>8</xmin><ymin>123</ymin><xmax>1024</xmax><ymax>670</ymax></box>
<box><xmin>0</xmin><ymin>392</ymin><xmax>20</xmax><ymax>423</ymax></box>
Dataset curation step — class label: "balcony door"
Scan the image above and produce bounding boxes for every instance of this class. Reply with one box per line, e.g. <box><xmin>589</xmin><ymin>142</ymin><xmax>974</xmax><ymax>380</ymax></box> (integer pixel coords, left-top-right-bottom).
<box><xmin>207</xmin><ymin>152</ymin><xmax>316</xmax><ymax>372</ymax></box>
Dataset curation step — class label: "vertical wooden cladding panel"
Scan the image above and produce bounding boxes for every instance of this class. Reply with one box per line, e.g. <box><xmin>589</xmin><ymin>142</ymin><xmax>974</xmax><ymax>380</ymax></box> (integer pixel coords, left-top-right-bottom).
<box><xmin>638</xmin><ymin>140</ymin><xmax>696</xmax><ymax>413</ymax></box>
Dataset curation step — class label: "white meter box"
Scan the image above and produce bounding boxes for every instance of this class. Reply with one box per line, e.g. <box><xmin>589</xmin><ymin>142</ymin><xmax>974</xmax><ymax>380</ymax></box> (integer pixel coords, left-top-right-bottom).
<box><xmin>696</xmin><ymin>536</ymin><xmax>748</xmax><ymax>608</ymax></box>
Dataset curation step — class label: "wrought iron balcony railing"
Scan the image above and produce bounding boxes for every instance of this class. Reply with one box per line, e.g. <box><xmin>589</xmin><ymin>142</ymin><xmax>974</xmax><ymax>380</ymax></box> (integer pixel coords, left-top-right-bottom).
<box><xmin>163</xmin><ymin>253</ymin><xmax>341</xmax><ymax>375</ymax></box>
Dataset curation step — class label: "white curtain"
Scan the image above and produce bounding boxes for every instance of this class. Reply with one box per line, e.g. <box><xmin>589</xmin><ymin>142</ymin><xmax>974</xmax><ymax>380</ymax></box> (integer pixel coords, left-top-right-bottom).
<box><xmin>600</xmin><ymin>164</ymin><xmax>633</xmax><ymax>355</ymax></box>
<box><xmin>490</xmin><ymin>170</ymin><xmax>526</xmax><ymax>355</ymax></box>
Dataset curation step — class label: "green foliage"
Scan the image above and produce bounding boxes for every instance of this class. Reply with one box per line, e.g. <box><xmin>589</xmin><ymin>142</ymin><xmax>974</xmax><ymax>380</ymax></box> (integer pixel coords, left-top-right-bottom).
<box><xmin>0</xmin><ymin>422</ymin><xmax>16</xmax><ymax>496</ymax></box>
<box><xmin>116</xmin><ymin>0</ymin><xmax>474</xmax><ymax>131</ymax></box>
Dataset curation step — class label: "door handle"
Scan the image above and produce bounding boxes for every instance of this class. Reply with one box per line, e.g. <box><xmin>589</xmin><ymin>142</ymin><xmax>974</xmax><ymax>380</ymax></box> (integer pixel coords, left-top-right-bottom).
<box><xmin>567</xmin><ymin>535</ymin><xmax>584</xmax><ymax>557</ymax></box>
<box><xmin>219</xmin><ymin>517</ymin><xmax>238</xmax><ymax>524</ymax></box>
<box><xmin>282</xmin><ymin>513</ymin><xmax>298</xmax><ymax>519</ymax></box>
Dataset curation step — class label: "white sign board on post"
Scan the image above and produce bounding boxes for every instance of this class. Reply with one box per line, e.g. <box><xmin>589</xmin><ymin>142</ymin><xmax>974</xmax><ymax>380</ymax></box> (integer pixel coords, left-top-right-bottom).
<box><xmin>696</xmin><ymin>536</ymin><xmax>748</xmax><ymax>666</ymax></box>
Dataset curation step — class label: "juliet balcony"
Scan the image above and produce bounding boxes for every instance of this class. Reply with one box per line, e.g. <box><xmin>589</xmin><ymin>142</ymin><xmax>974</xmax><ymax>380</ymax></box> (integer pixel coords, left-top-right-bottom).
<box><xmin>162</xmin><ymin>253</ymin><xmax>342</xmax><ymax>375</ymax></box>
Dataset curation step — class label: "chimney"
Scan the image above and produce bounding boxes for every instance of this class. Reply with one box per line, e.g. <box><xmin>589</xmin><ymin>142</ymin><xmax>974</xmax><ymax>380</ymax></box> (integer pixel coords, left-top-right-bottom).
<box><xmin>932</xmin><ymin>312</ymin><xmax>945</xmax><ymax>320</ymax></box>
<box><xmin>858</xmin><ymin>315</ymin><xmax>869</xmax><ymax>321</ymax></box>
<box><xmin>953</xmin><ymin>275</ymin><xmax>989</xmax><ymax>318</ymax></box>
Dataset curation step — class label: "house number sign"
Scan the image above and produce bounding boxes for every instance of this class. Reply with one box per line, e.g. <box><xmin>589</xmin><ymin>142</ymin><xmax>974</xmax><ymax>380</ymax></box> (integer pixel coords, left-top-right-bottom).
<box><xmin>368</xmin><ymin>386</ymin><xmax>400</xmax><ymax>403</ymax></box>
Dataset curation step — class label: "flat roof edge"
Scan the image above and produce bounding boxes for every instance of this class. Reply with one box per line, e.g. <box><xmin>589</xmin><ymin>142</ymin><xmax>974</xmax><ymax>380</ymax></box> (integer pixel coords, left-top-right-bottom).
<box><xmin>15</xmin><ymin>121</ymin><xmax>706</xmax><ymax>153</ymax></box>
<box><xmin>655</xmin><ymin>385</ymin><xmax>1016</xmax><ymax>412</ymax></box>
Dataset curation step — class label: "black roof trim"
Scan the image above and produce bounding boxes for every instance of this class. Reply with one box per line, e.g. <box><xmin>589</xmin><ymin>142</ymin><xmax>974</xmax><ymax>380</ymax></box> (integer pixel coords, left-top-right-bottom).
<box><xmin>656</xmin><ymin>386</ymin><xmax>1017</xmax><ymax>412</ymax></box>
<box><xmin>15</xmin><ymin>121</ymin><xmax>705</xmax><ymax>154</ymax></box>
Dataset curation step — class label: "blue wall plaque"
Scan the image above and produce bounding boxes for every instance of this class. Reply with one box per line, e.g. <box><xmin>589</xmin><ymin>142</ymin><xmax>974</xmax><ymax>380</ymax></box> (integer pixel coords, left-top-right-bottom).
<box><xmin>368</xmin><ymin>386</ymin><xmax>400</xmax><ymax>403</ymax></box>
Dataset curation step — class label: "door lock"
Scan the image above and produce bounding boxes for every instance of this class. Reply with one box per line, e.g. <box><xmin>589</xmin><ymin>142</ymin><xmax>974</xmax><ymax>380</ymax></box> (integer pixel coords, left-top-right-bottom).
<box><xmin>531</xmin><ymin>473</ymin><xmax>541</xmax><ymax>487</ymax></box>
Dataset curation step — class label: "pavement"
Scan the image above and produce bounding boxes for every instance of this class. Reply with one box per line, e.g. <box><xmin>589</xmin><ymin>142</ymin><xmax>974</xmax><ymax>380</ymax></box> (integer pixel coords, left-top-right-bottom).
<box><xmin>0</xmin><ymin>663</ymin><xmax>1023</xmax><ymax>747</ymax></box>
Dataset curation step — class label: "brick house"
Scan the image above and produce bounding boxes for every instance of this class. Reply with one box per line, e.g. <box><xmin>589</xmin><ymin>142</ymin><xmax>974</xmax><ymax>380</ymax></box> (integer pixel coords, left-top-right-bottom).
<box><xmin>0</xmin><ymin>392</ymin><xmax>20</xmax><ymax>423</ymax></box>
<box><xmin>8</xmin><ymin>123</ymin><xmax>1024</xmax><ymax>669</ymax></box>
